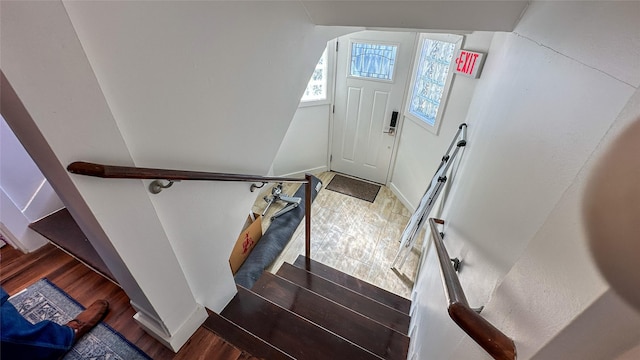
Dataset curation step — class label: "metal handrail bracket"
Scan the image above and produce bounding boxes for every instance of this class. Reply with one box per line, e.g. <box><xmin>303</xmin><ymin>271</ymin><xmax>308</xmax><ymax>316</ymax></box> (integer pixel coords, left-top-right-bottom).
<box><xmin>429</xmin><ymin>218</ymin><xmax>516</xmax><ymax>360</ymax></box>
<box><xmin>67</xmin><ymin>161</ymin><xmax>315</xmax><ymax>267</ymax></box>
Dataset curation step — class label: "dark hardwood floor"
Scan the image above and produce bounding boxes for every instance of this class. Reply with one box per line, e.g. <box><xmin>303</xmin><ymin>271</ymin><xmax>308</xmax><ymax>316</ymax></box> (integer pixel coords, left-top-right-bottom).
<box><xmin>0</xmin><ymin>243</ymin><xmax>258</xmax><ymax>360</ymax></box>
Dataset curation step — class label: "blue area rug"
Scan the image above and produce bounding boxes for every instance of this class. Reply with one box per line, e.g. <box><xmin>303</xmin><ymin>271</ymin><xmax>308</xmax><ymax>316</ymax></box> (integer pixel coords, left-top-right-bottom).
<box><xmin>234</xmin><ymin>176</ymin><xmax>322</xmax><ymax>289</ymax></box>
<box><xmin>8</xmin><ymin>279</ymin><xmax>151</xmax><ymax>360</ymax></box>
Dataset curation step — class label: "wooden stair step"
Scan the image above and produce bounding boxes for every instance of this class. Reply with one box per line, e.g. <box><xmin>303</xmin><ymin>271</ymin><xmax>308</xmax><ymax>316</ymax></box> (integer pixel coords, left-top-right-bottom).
<box><xmin>221</xmin><ymin>286</ymin><xmax>382</xmax><ymax>360</ymax></box>
<box><xmin>293</xmin><ymin>255</ymin><xmax>411</xmax><ymax>314</ymax></box>
<box><xmin>253</xmin><ymin>272</ymin><xmax>409</xmax><ymax>360</ymax></box>
<box><xmin>276</xmin><ymin>263</ymin><xmax>411</xmax><ymax>335</ymax></box>
<box><xmin>29</xmin><ymin>208</ymin><xmax>116</xmax><ymax>282</ymax></box>
<box><xmin>202</xmin><ymin>310</ymin><xmax>293</xmax><ymax>360</ymax></box>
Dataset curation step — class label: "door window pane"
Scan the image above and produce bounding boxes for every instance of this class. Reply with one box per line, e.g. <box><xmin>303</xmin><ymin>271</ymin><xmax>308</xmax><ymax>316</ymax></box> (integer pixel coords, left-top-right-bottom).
<box><xmin>350</xmin><ymin>42</ymin><xmax>398</xmax><ymax>81</ymax></box>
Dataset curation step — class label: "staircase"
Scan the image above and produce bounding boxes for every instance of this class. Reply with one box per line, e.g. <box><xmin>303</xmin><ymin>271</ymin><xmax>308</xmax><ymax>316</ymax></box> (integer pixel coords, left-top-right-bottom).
<box><xmin>203</xmin><ymin>255</ymin><xmax>411</xmax><ymax>360</ymax></box>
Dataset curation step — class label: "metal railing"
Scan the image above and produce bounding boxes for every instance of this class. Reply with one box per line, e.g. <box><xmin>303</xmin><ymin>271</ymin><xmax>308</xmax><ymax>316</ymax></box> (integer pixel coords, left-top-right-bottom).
<box><xmin>67</xmin><ymin>161</ymin><xmax>313</xmax><ymax>262</ymax></box>
<box><xmin>429</xmin><ymin>218</ymin><xmax>516</xmax><ymax>360</ymax></box>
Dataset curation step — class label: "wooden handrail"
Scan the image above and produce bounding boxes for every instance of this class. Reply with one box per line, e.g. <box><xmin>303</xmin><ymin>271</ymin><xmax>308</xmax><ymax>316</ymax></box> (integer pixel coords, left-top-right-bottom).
<box><xmin>67</xmin><ymin>161</ymin><xmax>306</xmax><ymax>183</ymax></box>
<box><xmin>429</xmin><ymin>218</ymin><xmax>516</xmax><ymax>360</ymax></box>
<box><xmin>67</xmin><ymin>161</ymin><xmax>314</xmax><ymax>267</ymax></box>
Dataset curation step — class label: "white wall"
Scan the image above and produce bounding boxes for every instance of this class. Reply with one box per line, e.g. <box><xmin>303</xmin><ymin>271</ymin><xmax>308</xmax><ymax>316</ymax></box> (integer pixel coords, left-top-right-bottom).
<box><xmin>270</xmin><ymin>39</ymin><xmax>337</xmax><ymax>178</ymax></box>
<box><xmin>5</xmin><ymin>0</ymin><xmax>634</xmax><ymax>354</ymax></box>
<box><xmin>272</xmin><ymin>104</ymin><xmax>332</xmax><ymax>177</ymax></box>
<box><xmin>59</xmin><ymin>2</ymin><xmax>354</xmax><ymax>315</ymax></box>
<box><xmin>1</xmin><ymin>1</ymin><xmax>208</xmax><ymax>350</ymax></box>
<box><xmin>390</xmin><ymin>31</ymin><xmax>495</xmax><ymax>211</ymax></box>
<box><xmin>1</xmin><ymin>0</ymin><xmax>352</xmax><ymax>350</ymax></box>
<box><xmin>0</xmin><ymin>115</ymin><xmax>64</xmax><ymax>252</ymax></box>
<box><xmin>409</xmin><ymin>1</ymin><xmax>640</xmax><ymax>359</ymax></box>
<box><xmin>530</xmin><ymin>289</ymin><xmax>640</xmax><ymax>360</ymax></box>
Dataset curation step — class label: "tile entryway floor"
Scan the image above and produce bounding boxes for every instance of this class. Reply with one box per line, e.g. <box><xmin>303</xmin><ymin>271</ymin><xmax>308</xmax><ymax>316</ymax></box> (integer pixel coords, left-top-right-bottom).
<box><xmin>252</xmin><ymin>172</ymin><xmax>423</xmax><ymax>299</ymax></box>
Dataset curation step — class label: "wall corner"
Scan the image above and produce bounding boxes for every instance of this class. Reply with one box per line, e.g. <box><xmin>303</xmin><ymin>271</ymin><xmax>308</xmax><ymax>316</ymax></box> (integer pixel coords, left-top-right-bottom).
<box><xmin>132</xmin><ymin>301</ymin><xmax>208</xmax><ymax>353</ymax></box>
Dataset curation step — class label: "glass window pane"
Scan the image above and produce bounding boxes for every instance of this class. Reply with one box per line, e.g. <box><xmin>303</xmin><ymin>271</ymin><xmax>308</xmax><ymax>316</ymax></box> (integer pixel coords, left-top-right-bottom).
<box><xmin>409</xmin><ymin>38</ymin><xmax>456</xmax><ymax>126</ymax></box>
<box><xmin>301</xmin><ymin>48</ymin><xmax>328</xmax><ymax>102</ymax></box>
<box><xmin>350</xmin><ymin>42</ymin><xmax>398</xmax><ymax>81</ymax></box>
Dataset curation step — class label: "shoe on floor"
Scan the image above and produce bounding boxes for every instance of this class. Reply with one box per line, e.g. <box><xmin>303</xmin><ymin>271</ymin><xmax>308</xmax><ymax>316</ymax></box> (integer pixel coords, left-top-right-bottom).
<box><xmin>66</xmin><ymin>299</ymin><xmax>109</xmax><ymax>342</ymax></box>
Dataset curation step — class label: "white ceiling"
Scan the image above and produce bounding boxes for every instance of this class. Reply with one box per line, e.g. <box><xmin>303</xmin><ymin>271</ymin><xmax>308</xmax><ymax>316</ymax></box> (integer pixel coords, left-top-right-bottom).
<box><xmin>301</xmin><ymin>0</ymin><xmax>530</xmax><ymax>31</ymax></box>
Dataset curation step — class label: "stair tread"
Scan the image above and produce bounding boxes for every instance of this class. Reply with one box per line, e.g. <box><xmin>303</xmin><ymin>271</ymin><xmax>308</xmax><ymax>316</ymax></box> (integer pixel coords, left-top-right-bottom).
<box><xmin>203</xmin><ymin>310</ymin><xmax>293</xmax><ymax>360</ymax></box>
<box><xmin>253</xmin><ymin>272</ymin><xmax>409</xmax><ymax>360</ymax></box>
<box><xmin>277</xmin><ymin>263</ymin><xmax>411</xmax><ymax>335</ymax></box>
<box><xmin>29</xmin><ymin>208</ymin><xmax>115</xmax><ymax>282</ymax></box>
<box><xmin>293</xmin><ymin>255</ymin><xmax>411</xmax><ymax>314</ymax></box>
<box><xmin>222</xmin><ymin>286</ymin><xmax>382</xmax><ymax>360</ymax></box>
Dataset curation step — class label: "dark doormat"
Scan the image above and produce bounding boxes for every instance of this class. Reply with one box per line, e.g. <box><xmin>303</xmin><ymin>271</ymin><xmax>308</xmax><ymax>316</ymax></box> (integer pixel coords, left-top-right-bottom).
<box><xmin>326</xmin><ymin>174</ymin><xmax>380</xmax><ymax>203</ymax></box>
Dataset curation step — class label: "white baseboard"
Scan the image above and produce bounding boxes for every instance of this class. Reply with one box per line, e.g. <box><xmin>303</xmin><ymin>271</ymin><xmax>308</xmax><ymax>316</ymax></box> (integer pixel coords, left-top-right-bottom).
<box><xmin>0</xmin><ymin>223</ymin><xmax>22</xmax><ymax>251</ymax></box>
<box><xmin>276</xmin><ymin>165</ymin><xmax>328</xmax><ymax>179</ymax></box>
<box><xmin>389</xmin><ymin>181</ymin><xmax>417</xmax><ymax>213</ymax></box>
<box><xmin>0</xmin><ymin>191</ymin><xmax>49</xmax><ymax>252</ymax></box>
<box><xmin>132</xmin><ymin>301</ymin><xmax>208</xmax><ymax>353</ymax></box>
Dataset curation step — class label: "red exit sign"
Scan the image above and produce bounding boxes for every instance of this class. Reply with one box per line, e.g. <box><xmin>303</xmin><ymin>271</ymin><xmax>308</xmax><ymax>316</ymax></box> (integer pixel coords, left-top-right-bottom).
<box><xmin>454</xmin><ymin>50</ymin><xmax>485</xmax><ymax>78</ymax></box>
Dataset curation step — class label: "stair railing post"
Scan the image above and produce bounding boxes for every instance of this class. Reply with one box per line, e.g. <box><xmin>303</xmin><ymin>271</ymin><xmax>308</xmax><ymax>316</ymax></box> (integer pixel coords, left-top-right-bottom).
<box><xmin>305</xmin><ymin>174</ymin><xmax>312</xmax><ymax>268</ymax></box>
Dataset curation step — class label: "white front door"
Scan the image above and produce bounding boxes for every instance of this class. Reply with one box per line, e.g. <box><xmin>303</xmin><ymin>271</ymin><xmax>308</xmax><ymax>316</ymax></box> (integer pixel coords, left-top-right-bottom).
<box><xmin>331</xmin><ymin>31</ymin><xmax>416</xmax><ymax>184</ymax></box>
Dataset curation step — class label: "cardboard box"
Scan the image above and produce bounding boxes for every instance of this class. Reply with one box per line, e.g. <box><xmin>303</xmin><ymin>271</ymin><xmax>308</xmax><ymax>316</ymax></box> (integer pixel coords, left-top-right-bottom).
<box><xmin>229</xmin><ymin>213</ymin><xmax>262</xmax><ymax>274</ymax></box>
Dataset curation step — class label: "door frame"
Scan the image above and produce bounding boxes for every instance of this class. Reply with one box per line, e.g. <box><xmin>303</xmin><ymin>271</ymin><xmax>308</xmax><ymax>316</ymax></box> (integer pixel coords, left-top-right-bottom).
<box><xmin>327</xmin><ymin>30</ymin><xmax>420</xmax><ymax>185</ymax></box>
<box><xmin>326</xmin><ymin>39</ymin><xmax>339</xmax><ymax>173</ymax></box>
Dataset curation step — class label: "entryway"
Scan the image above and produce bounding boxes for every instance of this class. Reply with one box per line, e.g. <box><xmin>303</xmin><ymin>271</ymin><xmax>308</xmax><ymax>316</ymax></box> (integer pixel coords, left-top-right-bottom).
<box><xmin>331</xmin><ymin>31</ymin><xmax>417</xmax><ymax>184</ymax></box>
<box><xmin>252</xmin><ymin>172</ymin><xmax>423</xmax><ymax>299</ymax></box>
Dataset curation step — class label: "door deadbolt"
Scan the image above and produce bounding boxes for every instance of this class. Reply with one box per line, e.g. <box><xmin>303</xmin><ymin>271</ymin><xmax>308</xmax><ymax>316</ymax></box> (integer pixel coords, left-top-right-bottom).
<box><xmin>384</xmin><ymin>110</ymin><xmax>399</xmax><ymax>135</ymax></box>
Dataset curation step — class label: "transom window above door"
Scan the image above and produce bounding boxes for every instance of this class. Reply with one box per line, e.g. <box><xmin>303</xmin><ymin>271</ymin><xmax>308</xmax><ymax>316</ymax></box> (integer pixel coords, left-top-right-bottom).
<box><xmin>349</xmin><ymin>42</ymin><xmax>399</xmax><ymax>82</ymax></box>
